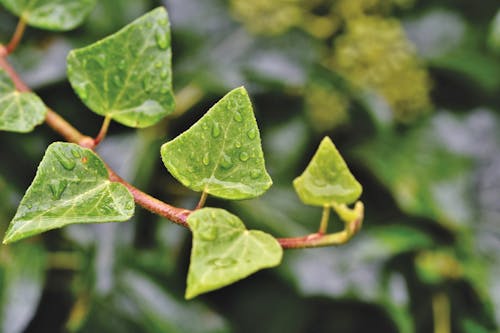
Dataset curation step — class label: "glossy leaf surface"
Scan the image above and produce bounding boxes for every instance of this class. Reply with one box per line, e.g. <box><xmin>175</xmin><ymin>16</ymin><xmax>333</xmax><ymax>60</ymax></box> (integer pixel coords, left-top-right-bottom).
<box><xmin>186</xmin><ymin>208</ymin><xmax>282</xmax><ymax>299</ymax></box>
<box><xmin>161</xmin><ymin>87</ymin><xmax>272</xmax><ymax>200</ymax></box>
<box><xmin>293</xmin><ymin>137</ymin><xmax>362</xmax><ymax>206</ymax></box>
<box><xmin>67</xmin><ymin>7</ymin><xmax>174</xmax><ymax>128</ymax></box>
<box><xmin>0</xmin><ymin>0</ymin><xmax>96</xmax><ymax>31</ymax></box>
<box><xmin>0</xmin><ymin>69</ymin><xmax>46</xmax><ymax>133</ymax></box>
<box><xmin>3</xmin><ymin>142</ymin><xmax>134</xmax><ymax>244</ymax></box>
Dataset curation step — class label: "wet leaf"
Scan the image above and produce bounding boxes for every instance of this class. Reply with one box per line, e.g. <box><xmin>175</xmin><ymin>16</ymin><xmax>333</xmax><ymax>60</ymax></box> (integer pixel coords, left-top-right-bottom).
<box><xmin>186</xmin><ymin>208</ymin><xmax>282</xmax><ymax>299</ymax></box>
<box><xmin>0</xmin><ymin>0</ymin><xmax>96</xmax><ymax>31</ymax></box>
<box><xmin>161</xmin><ymin>87</ymin><xmax>272</xmax><ymax>200</ymax></box>
<box><xmin>0</xmin><ymin>69</ymin><xmax>46</xmax><ymax>133</ymax></box>
<box><xmin>67</xmin><ymin>7</ymin><xmax>174</xmax><ymax>128</ymax></box>
<box><xmin>293</xmin><ymin>137</ymin><xmax>362</xmax><ymax>206</ymax></box>
<box><xmin>3</xmin><ymin>142</ymin><xmax>134</xmax><ymax>244</ymax></box>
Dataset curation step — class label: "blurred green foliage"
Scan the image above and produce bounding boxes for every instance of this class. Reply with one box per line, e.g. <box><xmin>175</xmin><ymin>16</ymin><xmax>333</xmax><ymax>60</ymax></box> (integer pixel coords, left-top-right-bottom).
<box><xmin>0</xmin><ymin>0</ymin><xmax>499</xmax><ymax>332</ymax></box>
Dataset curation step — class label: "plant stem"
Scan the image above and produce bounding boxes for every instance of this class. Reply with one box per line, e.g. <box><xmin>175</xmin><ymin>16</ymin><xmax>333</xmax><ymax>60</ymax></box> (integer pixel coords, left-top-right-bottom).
<box><xmin>318</xmin><ymin>205</ymin><xmax>330</xmax><ymax>234</ymax></box>
<box><xmin>196</xmin><ymin>191</ymin><xmax>208</xmax><ymax>209</ymax></box>
<box><xmin>432</xmin><ymin>292</ymin><xmax>451</xmax><ymax>333</ymax></box>
<box><xmin>0</xmin><ymin>53</ymin><xmax>364</xmax><ymax>250</ymax></box>
<box><xmin>93</xmin><ymin>115</ymin><xmax>112</xmax><ymax>146</ymax></box>
<box><xmin>6</xmin><ymin>18</ymin><xmax>26</xmax><ymax>54</ymax></box>
<box><xmin>173</xmin><ymin>83</ymin><xmax>205</xmax><ymax>118</ymax></box>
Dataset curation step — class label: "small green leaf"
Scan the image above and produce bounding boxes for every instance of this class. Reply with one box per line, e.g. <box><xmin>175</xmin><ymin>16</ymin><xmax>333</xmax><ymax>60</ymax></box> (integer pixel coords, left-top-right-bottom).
<box><xmin>0</xmin><ymin>0</ymin><xmax>96</xmax><ymax>31</ymax></box>
<box><xmin>3</xmin><ymin>142</ymin><xmax>134</xmax><ymax>244</ymax></box>
<box><xmin>161</xmin><ymin>87</ymin><xmax>272</xmax><ymax>200</ymax></box>
<box><xmin>186</xmin><ymin>208</ymin><xmax>282</xmax><ymax>299</ymax></box>
<box><xmin>293</xmin><ymin>137</ymin><xmax>362</xmax><ymax>206</ymax></box>
<box><xmin>67</xmin><ymin>7</ymin><xmax>174</xmax><ymax>128</ymax></box>
<box><xmin>0</xmin><ymin>69</ymin><xmax>46</xmax><ymax>133</ymax></box>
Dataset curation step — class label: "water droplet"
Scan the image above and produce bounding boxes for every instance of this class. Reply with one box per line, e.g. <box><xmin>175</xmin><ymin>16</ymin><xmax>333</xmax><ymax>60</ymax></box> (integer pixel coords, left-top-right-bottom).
<box><xmin>155</xmin><ymin>61</ymin><xmax>162</xmax><ymax>69</ymax></box>
<box><xmin>312</xmin><ymin>178</ymin><xmax>327</xmax><ymax>187</ymax></box>
<box><xmin>78</xmin><ymin>85</ymin><xmax>88</xmax><ymax>101</ymax></box>
<box><xmin>55</xmin><ymin>152</ymin><xmax>76</xmax><ymax>171</ymax></box>
<box><xmin>233</xmin><ymin>111</ymin><xmax>243</xmax><ymax>122</ymax></box>
<box><xmin>202</xmin><ymin>153</ymin><xmax>210</xmax><ymax>166</ymax></box>
<box><xmin>247</xmin><ymin>129</ymin><xmax>257</xmax><ymax>140</ymax></box>
<box><xmin>239</xmin><ymin>152</ymin><xmax>249</xmax><ymax>162</ymax></box>
<box><xmin>49</xmin><ymin>180</ymin><xmax>68</xmax><ymax>200</ymax></box>
<box><xmin>202</xmin><ymin>123</ymin><xmax>209</xmax><ymax>130</ymax></box>
<box><xmin>159</xmin><ymin>18</ymin><xmax>168</xmax><ymax>26</ymax></box>
<box><xmin>209</xmin><ymin>257</ymin><xmax>237</xmax><ymax>268</ymax></box>
<box><xmin>212</xmin><ymin>123</ymin><xmax>221</xmax><ymax>138</ymax></box>
<box><xmin>155</xmin><ymin>31</ymin><xmax>169</xmax><ymax>50</ymax></box>
<box><xmin>160</xmin><ymin>69</ymin><xmax>168</xmax><ymax>79</ymax></box>
<box><xmin>220</xmin><ymin>155</ymin><xmax>233</xmax><ymax>169</ymax></box>
<box><xmin>71</xmin><ymin>149</ymin><xmax>81</xmax><ymax>158</ymax></box>
<box><xmin>26</xmin><ymin>203</ymin><xmax>33</xmax><ymax>209</ymax></box>
<box><xmin>125</xmin><ymin>201</ymin><xmax>134</xmax><ymax>210</ymax></box>
<box><xmin>145</xmin><ymin>21</ymin><xmax>153</xmax><ymax>29</ymax></box>
<box><xmin>160</xmin><ymin>86</ymin><xmax>169</xmax><ymax>94</ymax></box>
<box><xmin>235</xmin><ymin>141</ymin><xmax>242</xmax><ymax>148</ymax></box>
<box><xmin>199</xmin><ymin>226</ymin><xmax>217</xmax><ymax>241</ymax></box>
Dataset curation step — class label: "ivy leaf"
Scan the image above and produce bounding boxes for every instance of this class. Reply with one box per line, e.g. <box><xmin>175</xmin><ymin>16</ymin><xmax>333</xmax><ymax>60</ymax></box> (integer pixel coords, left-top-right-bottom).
<box><xmin>67</xmin><ymin>7</ymin><xmax>174</xmax><ymax>128</ymax></box>
<box><xmin>3</xmin><ymin>142</ymin><xmax>134</xmax><ymax>244</ymax></box>
<box><xmin>0</xmin><ymin>69</ymin><xmax>46</xmax><ymax>133</ymax></box>
<box><xmin>293</xmin><ymin>137</ymin><xmax>362</xmax><ymax>206</ymax></box>
<box><xmin>161</xmin><ymin>87</ymin><xmax>272</xmax><ymax>200</ymax></box>
<box><xmin>186</xmin><ymin>208</ymin><xmax>282</xmax><ymax>299</ymax></box>
<box><xmin>0</xmin><ymin>0</ymin><xmax>96</xmax><ymax>31</ymax></box>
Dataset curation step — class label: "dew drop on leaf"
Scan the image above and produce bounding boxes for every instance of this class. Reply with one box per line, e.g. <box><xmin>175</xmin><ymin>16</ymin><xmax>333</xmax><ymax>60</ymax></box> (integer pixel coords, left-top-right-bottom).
<box><xmin>239</xmin><ymin>152</ymin><xmax>249</xmax><ymax>162</ymax></box>
<box><xmin>202</xmin><ymin>153</ymin><xmax>210</xmax><ymax>166</ymax></box>
<box><xmin>209</xmin><ymin>257</ymin><xmax>237</xmax><ymax>268</ymax></box>
<box><xmin>247</xmin><ymin>129</ymin><xmax>256</xmax><ymax>140</ymax></box>
<box><xmin>220</xmin><ymin>155</ymin><xmax>233</xmax><ymax>169</ymax></box>
<box><xmin>158</xmin><ymin>18</ymin><xmax>168</xmax><ymax>26</ymax></box>
<box><xmin>49</xmin><ymin>180</ymin><xmax>68</xmax><ymax>200</ymax></box>
<box><xmin>233</xmin><ymin>111</ymin><xmax>243</xmax><ymax>122</ymax></box>
<box><xmin>199</xmin><ymin>226</ymin><xmax>217</xmax><ymax>241</ymax></box>
<box><xmin>250</xmin><ymin>170</ymin><xmax>261</xmax><ymax>179</ymax></box>
<box><xmin>113</xmin><ymin>75</ymin><xmax>122</xmax><ymax>86</ymax></box>
<box><xmin>155</xmin><ymin>61</ymin><xmax>162</xmax><ymax>69</ymax></box>
<box><xmin>212</xmin><ymin>123</ymin><xmax>221</xmax><ymax>138</ymax></box>
<box><xmin>160</xmin><ymin>69</ymin><xmax>168</xmax><ymax>79</ymax></box>
<box><xmin>71</xmin><ymin>149</ymin><xmax>81</xmax><ymax>158</ymax></box>
<box><xmin>55</xmin><ymin>152</ymin><xmax>76</xmax><ymax>171</ymax></box>
<box><xmin>235</xmin><ymin>141</ymin><xmax>242</xmax><ymax>148</ymax></box>
<box><xmin>155</xmin><ymin>31</ymin><xmax>169</xmax><ymax>50</ymax></box>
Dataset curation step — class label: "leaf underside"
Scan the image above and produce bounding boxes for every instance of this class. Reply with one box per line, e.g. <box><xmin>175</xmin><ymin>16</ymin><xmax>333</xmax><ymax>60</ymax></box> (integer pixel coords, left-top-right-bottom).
<box><xmin>161</xmin><ymin>86</ymin><xmax>272</xmax><ymax>200</ymax></box>
<box><xmin>186</xmin><ymin>208</ymin><xmax>283</xmax><ymax>299</ymax></box>
<box><xmin>0</xmin><ymin>0</ymin><xmax>97</xmax><ymax>31</ymax></box>
<box><xmin>0</xmin><ymin>69</ymin><xmax>46</xmax><ymax>133</ymax></box>
<box><xmin>293</xmin><ymin>137</ymin><xmax>362</xmax><ymax>206</ymax></box>
<box><xmin>67</xmin><ymin>7</ymin><xmax>175</xmax><ymax>128</ymax></box>
<box><xmin>3</xmin><ymin>142</ymin><xmax>135</xmax><ymax>244</ymax></box>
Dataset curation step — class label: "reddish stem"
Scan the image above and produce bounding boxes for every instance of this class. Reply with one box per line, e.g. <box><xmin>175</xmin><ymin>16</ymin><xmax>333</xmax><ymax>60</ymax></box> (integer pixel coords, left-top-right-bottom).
<box><xmin>6</xmin><ymin>19</ymin><xmax>27</xmax><ymax>54</ymax></box>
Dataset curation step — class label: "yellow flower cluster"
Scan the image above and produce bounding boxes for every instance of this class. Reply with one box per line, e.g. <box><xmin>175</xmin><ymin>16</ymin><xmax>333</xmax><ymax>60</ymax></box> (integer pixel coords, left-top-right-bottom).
<box><xmin>304</xmin><ymin>83</ymin><xmax>350</xmax><ymax>132</ymax></box>
<box><xmin>328</xmin><ymin>16</ymin><xmax>432</xmax><ymax>122</ymax></box>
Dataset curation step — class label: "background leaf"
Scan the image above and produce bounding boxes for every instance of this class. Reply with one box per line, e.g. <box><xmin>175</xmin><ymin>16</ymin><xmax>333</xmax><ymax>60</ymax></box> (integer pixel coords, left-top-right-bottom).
<box><xmin>293</xmin><ymin>137</ymin><xmax>362</xmax><ymax>206</ymax></box>
<box><xmin>67</xmin><ymin>7</ymin><xmax>174</xmax><ymax>128</ymax></box>
<box><xmin>186</xmin><ymin>208</ymin><xmax>283</xmax><ymax>299</ymax></box>
<box><xmin>161</xmin><ymin>87</ymin><xmax>272</xmax><ymax>200</ymax></box>
<box><xmin>0</xmin><ymin>0</ymin><xmax>96</xmax><ymax>31</ymax></box>
<box><xmin>0</xmin><ymin>69</ymin><xmax>46</xmax><ymax>133</ymax></box>
<box><xmin>3</xmin><ymin>142</ymin><xmax>134</xmax><ymax>243</ymax></box>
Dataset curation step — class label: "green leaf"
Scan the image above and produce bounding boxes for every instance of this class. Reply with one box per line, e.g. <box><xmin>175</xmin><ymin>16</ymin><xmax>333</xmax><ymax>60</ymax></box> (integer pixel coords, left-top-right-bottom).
<box><xmin>186</xmin><ymin>208</ymin><xmax>282</xmax><ymax>299</ymax></box>
<box><xmin>67</xmin><ymin>7</ymin><xmax>174</xmax><ymax>128</ymax></box>
<box><xmin>293</xmin><ymin>137</ymin><xmax>362</xmax><ymax>206</ymax></box>
<box><xmin>0</xmin><ymin>0</ymin><xmax>96</xmax><ymax>31</ymax></box>
<box><xmin>3</xmin><ymin>142</ymin><xmax>134</xmax><ymax>244</ymax></box>
<box><xmin>0</xmin><ymin>69</ymin><xmax>46</xmax><ymax>133</ymax></box>
<box><xmin>0</xmin><ymin>244</ymin><xmax>47</xmax><ymax>333</ymax></box>
<box><xmin>161</xmin><ymin>87</ymin><xmax>272</xmax><ymax>200</ymax></box>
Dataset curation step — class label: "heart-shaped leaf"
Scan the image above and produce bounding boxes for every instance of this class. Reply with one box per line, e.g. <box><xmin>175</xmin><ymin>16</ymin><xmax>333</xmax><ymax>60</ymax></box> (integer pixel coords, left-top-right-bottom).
<box><xmin>293</xmin><ymin>137</ymin><xmax>362</xmax><ymax>206</ymax></box>
<box><xmin>0</xmin><ymin>0</ymin><xmax>96</xmax><ymax>31</ymax></box>
<box><xmin>186</xmin><ymin>208</ymin><xmax>282</xmax><ymax>299</ymax></box>
<box><xmin>67</xmin><ymin>7</ymin><xmax>174</xmax><ymax>128</ymax></box>
<box><xmin>161</xmin><ymin>87</ymin><xmax>272</xmax><ymax>200</ymax></box>
<box><xmin>0</xmin><ymin>69</ymin><xmax>46</xmax><ymax>133</ymax></box>
<box><xmin>3</xmin><ymin>142</ymin><xmax>134</xmax><ymax>244</ymax></box>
